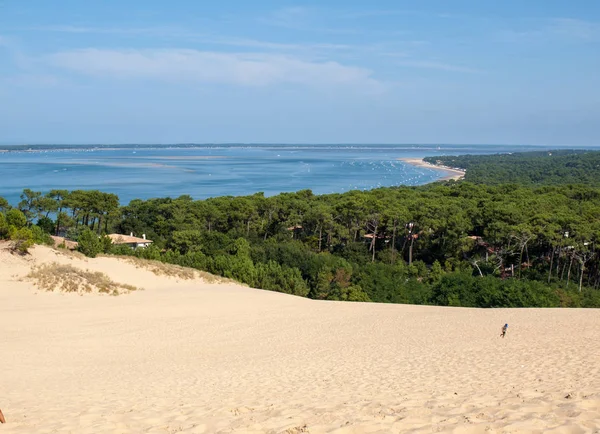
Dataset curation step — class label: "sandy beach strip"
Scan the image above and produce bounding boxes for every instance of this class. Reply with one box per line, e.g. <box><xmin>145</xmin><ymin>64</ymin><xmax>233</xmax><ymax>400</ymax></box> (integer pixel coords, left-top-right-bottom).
<box><xmin>1</xmin><ymin>244</ymin><xmax>599</xmax><ymax>433</ymax></box>
<box><xmin>399</xmin><ymin>157</ymin><xmax>465</xmax><ymax>181</ymax></box>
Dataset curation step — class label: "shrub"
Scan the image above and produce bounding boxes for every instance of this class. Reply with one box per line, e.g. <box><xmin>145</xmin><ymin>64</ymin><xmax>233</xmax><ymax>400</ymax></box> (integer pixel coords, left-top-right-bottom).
<box><xmin>9</xmin><ymin>227</ymin><xmax>35</xmax><ymax>254</ymax></box>
<box><xmin>0</xmin><ymin>212</ymin><xmax>7</xmax><ymax>238</ymax></box>
<box><xmin>36</xmin><ymin>216</ymin><xmax>55</xmax><ymax>234</ymax></box>
<box><xmin>77</xmin><ymin>228</ymin><xmax>102</xmax><ymax>258</ymax></box>
<box><xmin>31</xmin><ymin>225</ymin><xmax>54</xmax><ymax>246</ymax></box>
<box><xmin>254</xmin><ymin>260</ymin><xmax>309</xmax><ymax>297</ymax></box>
<box><xmin>100</xmin><ymin>235</ymin><xmax>113</xmax><ymax>254</ymax></box>
<box><xmin>430</xmin><ymin>272</ymin><xmax>563</xmax><ymax>308</ymax></box>
<box><xmin>65</xmin><ymin>226</ymin><xmax>91</xmax><ymax>242</ymax></box>
<box><xmin>169</xmin><ymin>230</ymin><xmax>204</xmax><ymax>254</ymax></box>
<box><xmin>231</xmin><ymin>237</ymin><xmax>251</xmax><ymax>258</ymax></box>
<box><xmin>112</xmin><ymin>244</ymin><xmax>133</xmax><ymax>256</ymax></box>
<box><xmin>134</xmin><ymin>244</ymin><xmax>162</xmax><ymax>261</ymax></box>
<box><xmin>6</xmin><ymin>209</ymin><xmax>27</xmax><ymax>229</ymax></box>
<box><xmin>330</xmin><ymin>284</ymin><xmax>371</xmax><ymax>302</ymax></box>
<box><xmin>175</xmin><ymin>251</ymin><xmax>207</xmax><ymax>269</ymax></box>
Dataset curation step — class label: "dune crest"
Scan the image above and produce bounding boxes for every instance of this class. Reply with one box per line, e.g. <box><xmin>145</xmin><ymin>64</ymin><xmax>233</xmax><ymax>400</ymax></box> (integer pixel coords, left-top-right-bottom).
<box><xmin>1</xmin><ymin>244</ymin><xmax>599</xmax><ymax>433</ymax></box>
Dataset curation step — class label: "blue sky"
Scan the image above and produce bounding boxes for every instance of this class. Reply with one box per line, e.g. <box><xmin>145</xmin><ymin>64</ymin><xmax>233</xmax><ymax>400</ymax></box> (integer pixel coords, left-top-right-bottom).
<box><xmin>1</xmin><ymin>0</ymin><xmax>599</xmax><ymax>145</ymax></box>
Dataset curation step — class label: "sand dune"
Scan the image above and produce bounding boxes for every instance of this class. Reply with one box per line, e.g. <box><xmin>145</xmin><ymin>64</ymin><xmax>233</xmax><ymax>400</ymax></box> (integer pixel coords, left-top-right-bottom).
<box><xmin>1</xmin><ymin>245</ymin><xmax>599</xmax><ymax>433</ymax></box>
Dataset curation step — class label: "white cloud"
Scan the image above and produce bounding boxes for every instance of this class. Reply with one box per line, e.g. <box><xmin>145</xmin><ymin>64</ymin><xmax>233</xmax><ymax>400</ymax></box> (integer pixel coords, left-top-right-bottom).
<box><xmin>549</xmin><ymin>18</ymin><xmax>600</xmax><ymax>41</ymax></box>
<box><xmin>26</xmin><ymin>24</ymin><xmax>424</xmax><ymax>57</ymax></box>
<box><xmin>499</xmin><ymin>18</ymin><xmax>600</xmax><ymax>43</ymax></box>
<box><xmin>28</xmin><ymin>25</ymin><xmax>357</xmax><ymax>53</ymax></box>
<box><xmin>2</xmin><ymin>73</ymin><xmax>60</xmax><ymax>87</ymax></box>
<box><xmin>44</xmin><ymin>48</ymin><xmax>382</xmax><ymax>89</ymax></box>
<box><xmin>31</xmin><ymin>25</ymin><xmax>146</xmax><ymax>34</ymax></box>
<box><xmin>203</xmin><ymin>37</ymin><xmax>352</xmax><ymax>52</ymax></box>
<box><xmin>397</xmin><ymin>60</ymin><xmax>480</xmax><ymax>73</ymax></box>
<box><xmin>259</xmin><ymin>7</ymin><xmax>358</xmax><ymax>34</ymax></box>
<box><xmin>339</xmin><ymin>9</ymin><xmax>419</xmax><ymax>19</ymax></box>
<box><xmin>263</xmin><ymin>6</ymin><xmax>311</xmax><ymax>29</ymax></box>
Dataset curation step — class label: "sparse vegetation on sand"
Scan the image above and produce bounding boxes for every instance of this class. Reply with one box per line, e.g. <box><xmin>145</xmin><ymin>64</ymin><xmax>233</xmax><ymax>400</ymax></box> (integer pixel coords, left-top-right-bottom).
<box><xmin>112</xmin><ymin>255</ymin><xmax>233</xmax><ymax>284</ymax></box>
<box><xmin>26</xmin><ymin>263</ymin><xmax>139</xmax><ymax>295</ymax></box>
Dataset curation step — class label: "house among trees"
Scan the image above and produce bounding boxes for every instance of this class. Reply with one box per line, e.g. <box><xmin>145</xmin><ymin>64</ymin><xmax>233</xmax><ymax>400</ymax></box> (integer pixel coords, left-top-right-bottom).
<box><xmin>107</xmin><ymin>233</ymin><xmax>152</xmax><ymax>249</ymax></box>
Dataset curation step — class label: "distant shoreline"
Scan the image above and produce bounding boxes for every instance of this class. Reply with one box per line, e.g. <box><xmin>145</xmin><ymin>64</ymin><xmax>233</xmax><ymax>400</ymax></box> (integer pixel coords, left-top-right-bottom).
<box><xmin>398</xmin><ymin>158</ymin><xmax>465</xmax><ymax>181</ymax></box>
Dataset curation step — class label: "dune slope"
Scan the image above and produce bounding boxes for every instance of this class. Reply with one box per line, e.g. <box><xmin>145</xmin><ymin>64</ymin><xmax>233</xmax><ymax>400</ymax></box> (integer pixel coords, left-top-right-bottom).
<box><xmin>1</xmin><ymin>245</ymin><xmax>599</xmax><ymax>433</ymax></box>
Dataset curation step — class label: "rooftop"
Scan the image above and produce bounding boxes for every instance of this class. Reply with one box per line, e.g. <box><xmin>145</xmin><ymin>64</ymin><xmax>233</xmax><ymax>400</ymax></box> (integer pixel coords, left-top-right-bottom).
<box><xmin>107</xmin><ymin>234</ymin><xmax>152</xmax><ymax>245</ymax></box>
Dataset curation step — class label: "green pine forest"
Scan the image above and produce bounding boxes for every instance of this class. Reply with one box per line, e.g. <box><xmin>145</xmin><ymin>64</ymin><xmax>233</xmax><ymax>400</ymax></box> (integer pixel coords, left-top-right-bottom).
<box><xmin>424</xmin><ymin>149</ymin><xmax>600</xmax><ymax>186</ymax></box>
<box><xmin>2</xmin><ymin>149</ymin><xmax>600</xmax><ymax>308</ymax></box>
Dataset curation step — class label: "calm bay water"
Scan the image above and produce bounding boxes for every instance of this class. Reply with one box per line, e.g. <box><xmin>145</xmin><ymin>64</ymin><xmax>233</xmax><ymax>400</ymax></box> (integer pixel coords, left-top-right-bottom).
<box><xmin>0</xmin><ymin>144</ymin><xmax>570</xmax><ymax>205</ymax></box>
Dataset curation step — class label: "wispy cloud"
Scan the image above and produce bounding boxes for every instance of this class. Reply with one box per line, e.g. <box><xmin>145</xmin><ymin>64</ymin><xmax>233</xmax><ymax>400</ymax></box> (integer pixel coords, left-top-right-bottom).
<box><xmin>268</xmin><ymin>6</ymin><xmax>310</xmax><ymax>24</ymax></box>
<box><xmin>339</xmin><ymin>9</ymin><xmax>420</xmax><ymax>19</ymax></box>
<box><xmin>377</xmin><ymin>51</ymin><xmax>409</xmax><ymax>59</ymax></box>
<box><xmin>500</xmin><ymin>18</ymin><xmax>600</xmax><ymax>43</ymax></box>
<box><xmin>549</xmin><ymin>18</ymin><xmax>600</xmax><ymax>41</ymax></box>
<box><xmin>203</xmin><ymin>37</ymin><xmax>352</xmax><ymax>52</ymax></box>
<box><xmin>25</xmin><ymin>22</ymin><xmax>431</xmax><ymax>60</ymax></box>
<box><xmin>259</xmin><ymin>7</ymin><xmax>359</xmax><ymax>34</ymax></box>
<box><xmin>26</xmin><ymin>24</ymin><xmax>357</xmax><ymax>54</ymax></box>
<box><xmin>260</xmin><ymin>6</ymin><xmax>312</xmax><ymax>30</ymax></box>
<box><xmin>27</xmin><ymin>25</ymin><xmax>169</xmax><ymax>35</ymax></box>
<box><xmin>397</xmin><ymin>60</ymin><xmax>481</xmax><ymax>73</ymax></box>
<box><xmin>44</xmin><ymin>48</ymin><xmax>382</xmax><ymax>91</ymax></box>
<box><xmin>26</xmin><ymin>24</ymin><xmax>210</xmax><ymax>40</ymax></box>
<box><xmin>2</xmin><ymin>73</ymin><xmax>61</xmax><ymax>87</ymax></box>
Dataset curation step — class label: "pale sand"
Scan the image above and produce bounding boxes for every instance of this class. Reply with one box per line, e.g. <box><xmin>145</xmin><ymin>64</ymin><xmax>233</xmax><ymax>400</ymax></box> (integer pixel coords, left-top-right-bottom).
<box><xmin>399</xmin><ymin>158</ymin><xmax>465</xmax><ymax>181</ymax></box>
<box><xmin>1</xmin><ymin>245</ymin><xmax>599</xmax><ymax>433</ymax></box>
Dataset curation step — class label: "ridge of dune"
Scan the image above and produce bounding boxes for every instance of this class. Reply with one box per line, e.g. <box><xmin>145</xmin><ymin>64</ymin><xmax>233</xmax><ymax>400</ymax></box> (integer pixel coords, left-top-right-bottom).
<box><xmin>0</xmin><ymin>243</ymin><xmax>234</xmax><ymax>294</ymax></box>
<box><xmin>1</xmin><ymin>244</ymin><xmax>599</xmax><ymax>433</ymax></box>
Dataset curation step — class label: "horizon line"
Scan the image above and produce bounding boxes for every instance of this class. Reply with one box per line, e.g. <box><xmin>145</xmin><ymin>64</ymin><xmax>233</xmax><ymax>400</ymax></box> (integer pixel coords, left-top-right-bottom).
<box><xmin>2</xmin><ymin>143</ymin><xmax>599</xmax><ymax>148</ymax></box>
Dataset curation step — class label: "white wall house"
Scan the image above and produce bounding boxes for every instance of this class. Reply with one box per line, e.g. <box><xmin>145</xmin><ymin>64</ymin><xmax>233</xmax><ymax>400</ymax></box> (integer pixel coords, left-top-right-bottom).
<box><xmin>107</xmin><ymin>233</ymin><xmax>153</xmax><ymax>249</ymax></box>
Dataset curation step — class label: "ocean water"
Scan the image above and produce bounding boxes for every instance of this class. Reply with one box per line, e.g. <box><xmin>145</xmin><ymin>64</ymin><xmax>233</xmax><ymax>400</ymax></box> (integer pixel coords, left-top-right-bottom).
<box><xmin>0</xmin><ymin>144</ymin><xmax>566</xmax><ymax>205</ymax></box>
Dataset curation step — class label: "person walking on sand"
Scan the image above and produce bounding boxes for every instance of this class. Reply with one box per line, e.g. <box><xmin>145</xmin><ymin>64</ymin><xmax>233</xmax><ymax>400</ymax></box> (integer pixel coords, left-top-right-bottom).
<box><xmin>0</xmin><ymin>408</ymin><xmax>5</xmax><ymax>423</ymax></box>
<box><xmin>500</xmin><ymin>323</ymin><xmax>508</xmax><ymax>338</ymax></box>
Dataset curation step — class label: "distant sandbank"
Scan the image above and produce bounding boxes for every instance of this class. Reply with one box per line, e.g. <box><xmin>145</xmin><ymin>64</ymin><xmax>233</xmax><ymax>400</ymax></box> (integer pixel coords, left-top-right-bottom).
<box><xmin>399</xmin><ymin>157</ymin><xmax>465</xmax><ymax>181</ymax></box>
